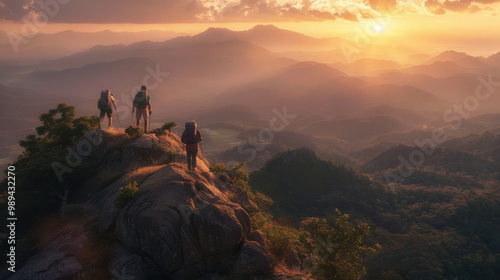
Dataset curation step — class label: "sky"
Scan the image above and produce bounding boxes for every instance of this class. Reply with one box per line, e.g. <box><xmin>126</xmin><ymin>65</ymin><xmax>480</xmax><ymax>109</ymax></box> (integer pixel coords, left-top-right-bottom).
<box><xmin>0</xmin><ymin>0</ymin><xmax>499</xmax><ymax>56</ymax></box>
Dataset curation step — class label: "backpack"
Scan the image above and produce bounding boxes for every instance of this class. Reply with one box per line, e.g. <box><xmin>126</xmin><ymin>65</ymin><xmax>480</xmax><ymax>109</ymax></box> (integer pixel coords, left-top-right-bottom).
<box><xmin>98</xmin><ymin>91</ymin><xmax>112</xmax><ymax>109</ymax></box>
<box><xmin>134</xmin><ymin>91</ymin><xmax>149</xmax><ymax>109</ymax></box>
<box><xmin>182</xmin><ymin>122</ymin><xmax>198</xmax><ymax>144</ymax></box>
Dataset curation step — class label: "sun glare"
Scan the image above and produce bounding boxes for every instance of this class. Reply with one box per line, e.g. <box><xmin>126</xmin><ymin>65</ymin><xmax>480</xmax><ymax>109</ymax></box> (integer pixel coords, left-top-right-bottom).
<box><xmin>373</xmin><ymin>23</ymin><xmax>384</xmax><ymax>33</ymax></box>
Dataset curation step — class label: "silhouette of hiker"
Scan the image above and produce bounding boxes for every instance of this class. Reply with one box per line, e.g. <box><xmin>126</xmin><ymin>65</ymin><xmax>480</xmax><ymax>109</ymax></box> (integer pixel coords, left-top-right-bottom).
<box><xmin>97</xmin><ymin>89</ymin><xmax>117</xmax><ymax>129</ymax></box>
<box><xmin>132</xmin><ymin>85</ymin><xmax>152</xmax><ymax>132</ymax></box>
<box><xmin>181</xmin><ymin>120</ymin><xmax>203</xmax><ymax>171</ymax></box>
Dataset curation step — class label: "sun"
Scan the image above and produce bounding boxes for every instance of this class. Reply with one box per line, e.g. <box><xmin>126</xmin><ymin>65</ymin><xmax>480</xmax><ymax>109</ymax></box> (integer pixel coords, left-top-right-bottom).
<box><xmin>373</xmin><ymin>23</ymin><xmax>384</xmax><ymax>33</ymax></box>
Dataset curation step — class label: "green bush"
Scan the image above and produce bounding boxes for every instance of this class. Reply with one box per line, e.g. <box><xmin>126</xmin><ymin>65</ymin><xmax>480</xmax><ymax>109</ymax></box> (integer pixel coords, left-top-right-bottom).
<box><xmin>164</xmin><ymin>150</ymin><xmax>177</xmax><ymax>162</ymax></box>
<box><xmin>250</xmin><ymin>212</ymin><xmax>273</xmax><ymax>230</ymax></box>
<box><xmin>254</xmin><ymin>191</ymin><xmax>273</xmax><ymax>212</ymax></box>
<box><xmin>263</xmin><ymin>222</ymin><xmax>301</xmax><ymax>261</ymax></box>
<box><xmin>125</xmin><ymin>126</ymin><xmax>144</xmax><ymax>138</ymax></box>
<box><xmin>161</xmin><ymin>122</ymin><xmax>177</xmax><ymax>132</ymax></box>
<box><xmin>299</xmin><ymin>210</ymin><xmax>381</xmax><ymax>280</ymax></box>
<box><xmin>210</xmin><ymin>162</ymin><xmax>250</xmax><ymax>188</ymax></box>
<box><xmin>114</xmin><ymin>181</ymin><xmax>139</xmax><ymax>209</ymax></box>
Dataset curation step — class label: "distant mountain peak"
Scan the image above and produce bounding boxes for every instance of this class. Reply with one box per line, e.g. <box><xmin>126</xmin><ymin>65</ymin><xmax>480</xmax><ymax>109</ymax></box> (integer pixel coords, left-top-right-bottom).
<box><xmin>200</xmin><ymin>27</ymin><xmax>233</xmax><ymax>35</ymax></box>
<box><xmin>250</xmin><ymin>24</ymin><xmax>280</xmax><ymax>31</ymax></box>
<box><xmin>427</xmin><ymin>50</ymin><xmax>471</xmax><ymax>64</ymax></box>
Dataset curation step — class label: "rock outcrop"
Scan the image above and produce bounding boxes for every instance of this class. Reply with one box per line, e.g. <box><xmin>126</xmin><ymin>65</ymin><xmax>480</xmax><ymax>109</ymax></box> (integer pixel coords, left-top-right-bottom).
<box><xmin>10</xmin><ymin>130</ymin><xmax>302</xmax><ymax>280</ymax></box>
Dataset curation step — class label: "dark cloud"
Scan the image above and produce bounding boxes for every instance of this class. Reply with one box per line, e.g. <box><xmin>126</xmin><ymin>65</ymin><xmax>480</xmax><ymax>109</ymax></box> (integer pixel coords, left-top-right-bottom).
<box><xmin>47</xmin><ymin>0</ymin><xmax>206</xmax><ymax>23</ymax></box>
<box><xmin>0</xmin><ymin>0</ymin><xmax>496</xmax><ymax>23</ymax></box>
<box><xmin>0</xmin><ymin>0</ymin><xmax>35</xmax><ymax>21</ymax></box>
<box><xmin>0</xmin><ymin>0</ymin><xmax>359</xmax><ymax>23</ymax></box>
<box><xmin>0</xmin><ymin>0</ymin><xmax>206</xmax><ymax>23</ymax></box>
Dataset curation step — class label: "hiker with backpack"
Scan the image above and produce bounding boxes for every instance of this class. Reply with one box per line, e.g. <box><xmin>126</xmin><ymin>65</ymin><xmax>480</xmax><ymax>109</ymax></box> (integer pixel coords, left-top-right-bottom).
<box><xmin>97</xmin><ymin>89</ymin><xmax>117</xmax><ymax>129</ymax></box>
<box><xmin>132</xmin><ymin>85</ymin><xmax>152</xmax><ymax>132</ymax></box>
<box><xmin>181</xmin><ymin>120</ymin><xmax>203</xmax><ymax>171</ymax></box>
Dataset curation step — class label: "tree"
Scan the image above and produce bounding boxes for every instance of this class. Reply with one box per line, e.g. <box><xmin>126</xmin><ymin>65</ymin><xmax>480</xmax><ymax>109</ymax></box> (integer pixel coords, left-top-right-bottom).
<box><xmin>300</xmin><ymin>210</ymin><xmax>381</xmax><ymax>280</ymax></box>
<box><xmin>2</xmin><ymin>103</ymin><xmax>99</xmax><ymax>226</ymax></box>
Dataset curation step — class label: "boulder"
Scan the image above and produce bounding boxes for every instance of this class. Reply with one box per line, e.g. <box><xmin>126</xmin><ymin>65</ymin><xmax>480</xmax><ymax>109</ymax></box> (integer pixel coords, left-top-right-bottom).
<box><xmin>114</xmin><ymin>164</ymin><xmax>251</xmax><ymax>279</ymax></box>
<box><xmin>8</xmin><ymin>224</ymin><xmax>87</xmax><ymax>280</ymax></box>
<box><xmin>110</xmin><ymin>244</ymin><xmax>164</xmax><ymax>280</ymax></box>
<box><xmin>247</xmin><ymin>230</ymin><xmax>266</xmax><ymax>246</ymax></box>
<box><xmin>233</xmin><ymin>241</ymin><xmax>274</xmax><ymax>276</ymax></box>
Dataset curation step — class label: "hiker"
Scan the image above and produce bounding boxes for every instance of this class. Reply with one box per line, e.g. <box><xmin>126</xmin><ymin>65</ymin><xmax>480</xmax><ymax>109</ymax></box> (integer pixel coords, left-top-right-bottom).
<box><xmin>181</xmin><ymin>120</ymin><xmax>203</xmax><ymax>171</ymax></box>
<box><xmin>132</xmin><ymin>85</ymin><xmax>152</xmax><ymax>132</ymax></box>
<box><xmin>97</xmin><ymin>89</ymin><xmax>117</xmax><ymax>129</ymax></box>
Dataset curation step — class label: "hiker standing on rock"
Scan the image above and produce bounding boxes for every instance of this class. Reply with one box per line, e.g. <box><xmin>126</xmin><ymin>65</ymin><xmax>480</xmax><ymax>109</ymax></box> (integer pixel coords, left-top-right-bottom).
<box><xmin>97</xmin><ymin>89</ymin><xmax>117</xmax><ymax>129</ymax></box>
<box><xmin>181</xmin><ymin>120</ymin><xmax>203</xmax><ymax>171</ymax></box>
<box><xmin>132</xmin><ymin>85</ymin><xmax>152</xmax><ymax>133</ymax></box>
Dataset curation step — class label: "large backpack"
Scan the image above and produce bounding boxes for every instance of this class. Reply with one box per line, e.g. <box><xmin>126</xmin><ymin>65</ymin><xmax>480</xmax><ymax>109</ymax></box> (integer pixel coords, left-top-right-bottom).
<box><xmin>97</xmin><ymin>91</ymin><xmax>112</xmax><ymax>109</ymax></box>
<box><xmin>183</xmin><ymin>122</ymin><xmax>198</xmax><ymax>144</ymax></box>
<box><xmin>134</xmin><ymin>91</ymin><xmax>149</xmax><ymax>109</ymax></box>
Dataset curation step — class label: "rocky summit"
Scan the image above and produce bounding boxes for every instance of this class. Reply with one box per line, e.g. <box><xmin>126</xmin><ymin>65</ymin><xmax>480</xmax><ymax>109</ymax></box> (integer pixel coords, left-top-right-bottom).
<box><xmin>9</xmin><ymin>130</ymin><xmax>309</xmax><ymax>280</ymax></box>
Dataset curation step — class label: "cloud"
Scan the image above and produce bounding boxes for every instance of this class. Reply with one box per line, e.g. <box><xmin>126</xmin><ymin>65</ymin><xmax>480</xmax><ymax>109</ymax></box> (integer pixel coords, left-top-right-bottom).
<box><xmin>0</xmin><ymin>0</ymin><xmax>35</xmax><ymax>21</ymax></box>
<box><xmin>424</xmin><ymin>0</ymin><xmax>500</xmax><ymax>14</ymax></box>
<box><xmin>365</xmin><ymin>0</ymin><xmax>399</xmax><ymax>13</ymax></box>
<box><xmin>0</xmin><ymin>0</ymin><xmax>497</xmax><ymax>23</ymax></box>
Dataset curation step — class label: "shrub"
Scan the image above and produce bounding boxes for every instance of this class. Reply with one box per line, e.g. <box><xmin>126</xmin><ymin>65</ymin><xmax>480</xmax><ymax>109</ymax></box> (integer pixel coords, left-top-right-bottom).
<box><xmin>250</xmin><ymin>212</ymin><xmax>274</xmax><ymax>230</ymax></box>
<box><xmin>114</xmin><ymin>181</ymin><xmax>139</xmax><ymax>209</ymax></box>
<box><xmin>161</xmin><ymin>122</ymin><xmax>177</xmax><ymax>132</ymax></box>
<box><xmin>164</xmin><ymin>150</ymin><xmax>177</xmax><ymax>162</ymax></box>
<box><xmin>299</xmin><ymin>210</ymin><xmax>381</xmax><ymax>280</ymax></box>
<box><xmin>263</xmin><ymin>222</ymin><xmax>301</xmax><ymax>261</ymax></box>
<box><xmin>254</xmin><ymin>191</ymin><xmax>273</xmax><ymax>212</ymax></box>
<box><xmin>125</xmin><ymin>126</ymin><xmax>144</xmax><ymax>138</ymax></box>
<box><xmin>210</xmin><ymin>162</ymin><xmax>250</xmax><ymax>190</ymax></box>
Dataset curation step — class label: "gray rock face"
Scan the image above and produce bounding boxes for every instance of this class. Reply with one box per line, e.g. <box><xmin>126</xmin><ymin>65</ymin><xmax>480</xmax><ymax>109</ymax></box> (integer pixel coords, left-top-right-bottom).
<box><xmin>233</xmin><ymin>241</ymin><xmax>274</xmax><ymax>275</ymax></box>
<box><xmin>248</xmin><ymin>230</ymin><xmax>267</xmax><ymax>246</ymax></box>
<box><xmin>74</xmin><ymin>130</ymin><xmax>211</xmax><ymax>172</ymax></box>
<box><xmin>8</xmin><ymin>224</ymin><xmax>87</xmax><ymax>280</ymax></box>
<box><xmin>114</xmin><ymin>164</ymin><xmax>251</xmax><ymax>279</ymax></box>
<box><xmin>110</xmin><ymin>244</ymin><xmax>164</xmax><ymax>280</ymax></box>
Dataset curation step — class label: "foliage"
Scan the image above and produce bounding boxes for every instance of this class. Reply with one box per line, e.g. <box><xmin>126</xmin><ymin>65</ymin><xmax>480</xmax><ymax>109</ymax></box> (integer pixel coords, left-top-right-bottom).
<box><xmin>254</xmin><ymin>191</ymin><xmax>273</xmax><ymax>212</ymax></box>
<box><xmin>164</xmin><ymin>149</ymin><xmax>177</xmax><ymax>162</ymax></box>
<box><xmin>210</xmin><ymin>162</ymin><xmax>249</xmax><ymax>188</ymax></box>
<box><xmin>249</xmin><ymin>148</ymin><xmax>395</xmax><ymax>220</ymax></box>
<box><xmin>212</xmin><ymin>160</ymin><xmax>377</xmax><ymax>278</ymax></box>
<box><xmin>1</xmin><ymin>103</ymin><xmax>99</xmax><ymax>225</ymax></box>
<box><xmin>300</xmin><ymin>211</ymin><xmax>381</xmax><ymax>280</ymax></box>
<box><xmin>250</xmin><ymin>211</ymin><xmax>273</xmax><ymax>230</ymax></box>
<box><xmin>125</xmin><ymin>125</ymin><xmax>144</xmax><ymax>138</ymax></box>
<box><xmin>263</xmin><ymin>221</ymin><xmax>302</xmax><ymax>261</ymax></box>
<box><xmin>210</xmin><ymin>162</ymin><xmax>274</xmax><ymax>212</ymax></box>
<box><xmin>114</xmin><ymin>181</ymin><xmax>139</xmax><ymax>209</ymax></box>
<box><xmin>161</xmin><ymin>121</ymin><xmax>177</xmax><ymax>132</ymax></box>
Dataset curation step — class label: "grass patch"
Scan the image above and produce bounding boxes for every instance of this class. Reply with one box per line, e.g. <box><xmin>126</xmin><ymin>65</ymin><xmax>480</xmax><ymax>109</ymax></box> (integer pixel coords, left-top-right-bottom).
<box><xmin>114</xmin><ymin>181</ymin><xmax>139</xmax><ymax>209</ymax></box>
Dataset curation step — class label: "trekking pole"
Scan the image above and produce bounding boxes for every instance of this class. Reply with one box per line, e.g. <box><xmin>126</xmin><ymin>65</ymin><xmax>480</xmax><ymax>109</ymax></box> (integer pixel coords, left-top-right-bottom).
<box><xmin>115</xmin><ymin>108</ymin><xmax>122</xmax><ymax>128</ymax></box>
<box><xmin>148</xmin><ymin>111</ymin><xmax>152</xmax><ymax>132</ymax></box>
